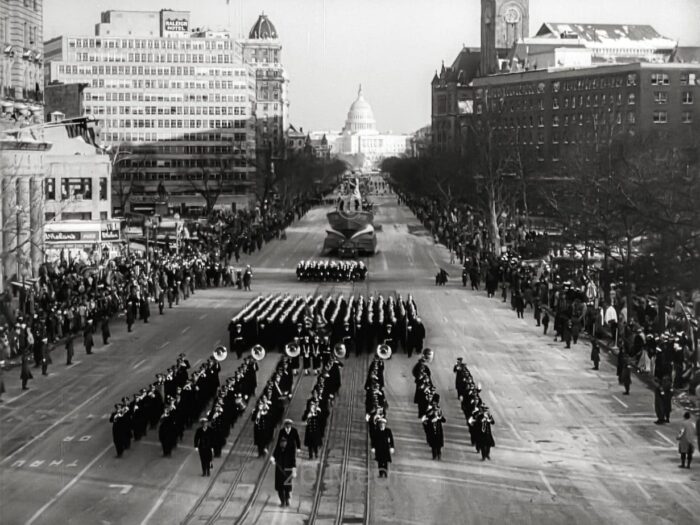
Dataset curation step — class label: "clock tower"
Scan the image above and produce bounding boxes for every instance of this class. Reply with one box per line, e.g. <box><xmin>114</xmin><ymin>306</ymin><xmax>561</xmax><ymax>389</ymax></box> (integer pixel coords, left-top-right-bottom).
<box><xmin>481</xmin><ymin>0</ymin><xmax>529</xmax><ymax>75</ymax></box>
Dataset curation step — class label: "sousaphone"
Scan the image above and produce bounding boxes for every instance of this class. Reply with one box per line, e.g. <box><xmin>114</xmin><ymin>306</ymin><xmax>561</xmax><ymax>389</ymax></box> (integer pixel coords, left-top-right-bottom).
<box><xmin>376</xmin><ymin>343</ymin><xmax>392</xmax><ymax>360</ymax></box>
<box><xmin>284</xmin><ymin>342</ymin><xmax>300</xmax><ymax>358</ymax></box>
<box><xmin>251</xmin><ymin>344</ymin><xmax>266</xmax><ymax>361</ymax></box>
<box><xmin>333</xmin><ymin>343</ymin><xmax>347</xmax><ymax>359</ymax></box>
<box><xmin>213</xmin><ymin>345</ymin><xmax>228</xmax><ymax>361</ymax></box>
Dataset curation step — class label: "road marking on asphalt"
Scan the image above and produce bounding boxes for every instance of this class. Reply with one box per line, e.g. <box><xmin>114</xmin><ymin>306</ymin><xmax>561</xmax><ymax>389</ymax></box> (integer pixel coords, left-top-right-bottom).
<box><xmin>109</xmin><ymin>483</ymin><xmax>133</xmax><ymax>495</ymax></box>
<box><xmin>3</xmin><ymin>389</ymin><xmax>31</xmax><ymax>404</ymax></box>
<box><xmin>654</xmin><ymin>430</ymin><xmax>675</xmax><ymax>446</ymax></box>
<box><xmin>132</xmin><ymin>359</ymin><xmax>147</xmax><ymax>370</ymax></box>
<box><xmin>612</xmin><ymin>395</ymin><xmax>629</xmax><ymax>408</ymax></box>
<box><xmin>391</xmin><ymin>468</ymin><xmax>540</xmax><ymax>495</ymax></box>
<box><xmin>1</xmin><ymin>386</ymin><xmax>107</xmax><ymax>465</ymax></box>
<box><xmin>181</xmin><ymin>326</ymin><xmax>190</xmax><ymax>334</ymax></box>
<box><xmin>538</xmin><ymin>470</ymin><xmax>557</xmax><ymax>496</ymax></box>
<box><xmin>26</xmin><ymin>444</ymin><xmax>112</xmax><ymax>525</ymax></box>
<box><xmin>506</xmin><ymin>421</ymin><xmax>525</xmax><ymax>442</ymax></box>
<box><xmin>198</xmin><ymin>314</ymin><xmax>208</xmax><ymax>320</ymax></box>
<box><xmin>489</xmin><ymin>391</ymin><xmax>499</xmax><ymax>405</ymax></box>
<box><xmin>158</xmin><ymin>341</ymin><xmax>170</xmax><ymax>349</ymax></box>
<box><xmin>633</xmin><ymin>480</ymin><xmax>652</xmax><ymax>501</ymax></box>
<box><xmin>140</xmin><ymin>456</ymin><xmax>190</xmax><ymax>525</ymax></box>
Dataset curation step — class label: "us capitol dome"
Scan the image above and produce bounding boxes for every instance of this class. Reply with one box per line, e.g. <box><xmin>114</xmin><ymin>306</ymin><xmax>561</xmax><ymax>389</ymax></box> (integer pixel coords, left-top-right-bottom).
<box><xmin>334</xmin><ymin>85</ymin><xmax>410</xmax><ymax>168</ymax></box>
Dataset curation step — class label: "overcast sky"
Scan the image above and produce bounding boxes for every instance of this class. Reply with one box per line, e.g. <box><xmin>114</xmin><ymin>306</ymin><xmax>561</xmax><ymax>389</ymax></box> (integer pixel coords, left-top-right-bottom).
<box><xmin>45</xmin><ymin>0</ymin><xmax>700</xmax><ymax>134</ymax></box>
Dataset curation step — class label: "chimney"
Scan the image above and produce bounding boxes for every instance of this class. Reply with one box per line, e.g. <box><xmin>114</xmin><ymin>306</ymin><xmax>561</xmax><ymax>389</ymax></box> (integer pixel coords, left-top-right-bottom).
<box><xmin>50</xmin><ymin>111</ymin><xmax>65</xmax><ymax>123</ymax></box>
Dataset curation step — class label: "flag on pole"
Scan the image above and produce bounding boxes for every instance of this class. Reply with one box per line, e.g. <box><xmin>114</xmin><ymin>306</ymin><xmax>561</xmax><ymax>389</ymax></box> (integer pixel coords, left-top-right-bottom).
<box><xmin>66</xmin><ymin>119</ymin><xmax>98</xmax><ymax>148</ymax></box>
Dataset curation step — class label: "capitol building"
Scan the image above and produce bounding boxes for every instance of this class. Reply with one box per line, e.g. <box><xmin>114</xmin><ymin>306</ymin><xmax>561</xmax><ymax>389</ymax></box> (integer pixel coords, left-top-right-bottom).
<box><xmin>329</xmin><ymin>85</ymin><xmax>411</xmax><ymax>168</ymax></box>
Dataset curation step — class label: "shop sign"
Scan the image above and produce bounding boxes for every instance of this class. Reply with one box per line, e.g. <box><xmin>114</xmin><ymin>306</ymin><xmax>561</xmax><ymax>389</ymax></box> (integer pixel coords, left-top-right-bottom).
<box><xmin>81</xmin><ymin>232</ymin><xmax>98</xmax><ymax>241</ymax></box>
<box><xmin>101</xmin><ymin>230</ymin><xmax>120</xmax><ymax>241</ymax></box>
<box><xmin>45</xmin><ymin>231</ymin><xmax>80</xmax><ymax>242</ymax></box>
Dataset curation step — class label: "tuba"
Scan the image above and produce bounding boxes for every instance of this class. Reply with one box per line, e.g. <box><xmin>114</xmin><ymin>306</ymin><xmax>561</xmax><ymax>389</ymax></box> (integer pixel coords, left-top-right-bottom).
<box><xmin>422</xmin><ymin>347</ymin><xmax>434</xmax><ymax>363</ymax></box>
<box><xmin>213</xmin><ymin>345</ymin><xmax>228</xmax><ymax>361</ymax></box>
<box><xmin>251</xmin><ymin>344</ymin><xmax>266</xmax><ymax>361</ymax></box>
<box><xmin>284</xmin><ymin>342</ymin><xmax>300</xmax><ymax>358</ymax></box>
<box><xmin>333</xmin><ymin>343</ymin><xmax>347</xmax><ymax>359</ymax></box>
<box><xmin>376</xmin><ymin>344</ymin><xmax>392</xmax><ymax>360</ymax></box>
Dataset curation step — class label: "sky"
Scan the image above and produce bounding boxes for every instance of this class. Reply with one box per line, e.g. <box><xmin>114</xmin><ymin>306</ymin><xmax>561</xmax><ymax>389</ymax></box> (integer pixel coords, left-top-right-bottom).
<box><xmin>44</xmin><ymin>0</ymin><xmax>700</xmax><ymax>134</ymax></box>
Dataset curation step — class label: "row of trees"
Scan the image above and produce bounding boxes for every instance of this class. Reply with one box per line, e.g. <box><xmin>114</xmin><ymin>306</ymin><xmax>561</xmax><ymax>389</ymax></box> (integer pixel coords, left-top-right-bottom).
<box><xmin>384</xmin><ymin>111</ymin><xmax>700</xmax><ymax>297</ymax></box>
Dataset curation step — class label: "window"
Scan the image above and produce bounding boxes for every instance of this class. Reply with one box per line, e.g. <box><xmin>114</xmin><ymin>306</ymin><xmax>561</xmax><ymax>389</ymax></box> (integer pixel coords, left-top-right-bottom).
<box><xmin>627</xmin><ymin>111</ymin><xmax>636</xmax><ymax>124</ymax></box>
<box><xmin>99</xmin><ymin>178</ymin><xmax>108</xmax><ymax>200</ymax></box>
<box><xmin>45</xmin><ymin>178</ymin><xmax>56</xmax><ymax>200</ymax></box>
<box><xmin>44</xmin><ymin>212</ymin><xmax>56</xmax><ymax>222</ymax></box>
<box><xmin>653</xmin><ymin>110</ymin><xmax>668</xmax><ymax>124</ymax></box>
<box><xmin>60</xmin><ymin>178</ymin><xmax>93</xmax><ymax>200</ymax></box>
<box><xmin>653</xmin><ymin>91</ymin><xmax>668</xmax><ymax>104</ymax></box>
<box><xmin>627</xmin><ymin>73</ymin><xmax>638</xmax><ymax>86</ymax></box>
<box><xmin>682</xmin><ymin>111</ymin><xmax>692</xmax><ymax>124</ymax></box>
<box><xmin>627</xmin><ymin>93</ymin><xmax>636</xmax><ymax>105</ymax></box>
<box><xmin>651</xmin><ymin>73</ymin><xmax>670</xmax><ymax>86</ymax></box>
<box><xmin>681</xmin><ymin>72</ymin><xmax>689</xmax><ymax>85</ymax></box>
<box><xmin>682</xmin><ymin>92</ymin><xmax>694</xmax><ymax>104</ymax></box>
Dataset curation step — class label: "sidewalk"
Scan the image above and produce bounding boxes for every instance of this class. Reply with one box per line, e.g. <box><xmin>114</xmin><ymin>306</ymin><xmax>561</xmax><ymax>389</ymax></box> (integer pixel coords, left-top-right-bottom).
<box><xmin>540</xmin><ymin>304</ymin><xmax>699</xmax><ymax>416</ymax></box>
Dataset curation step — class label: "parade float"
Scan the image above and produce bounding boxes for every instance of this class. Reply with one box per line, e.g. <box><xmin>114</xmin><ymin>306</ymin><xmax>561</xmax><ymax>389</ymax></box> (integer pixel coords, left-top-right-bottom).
<box><xmin>323</xmin><ymin>176</ymin><xmax>377</xmax><ymax>257</ymax></box>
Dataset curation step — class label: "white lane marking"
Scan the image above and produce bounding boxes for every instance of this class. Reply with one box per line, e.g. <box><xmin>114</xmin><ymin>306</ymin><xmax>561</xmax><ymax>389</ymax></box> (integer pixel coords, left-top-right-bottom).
<box><xmin>158</xmin><ymin>341</ymin><xmax>170</xmax><ymax>349</ymax></box>
<box><xmin>3</xmin><ymin>389</ymin><xmax>31</xmax><ymax>404</ymax></box>
<box><xmin>139</xmin><ymin>457</ymin><xmax>190</xmax><ymax>525</ymax></box>
<box><xmin>612</xmin><ymin>395</ymin><xmax>629</xmax><ymax>408</ymax></box>
<box><xmin>489</xmin><ymin>391</ymin><xmax>499</xmax><ymax>405</ymax></box>
<box><xmin>538</xmin><ymin>470</ymin><xmax>557</xmax><ymax>496</ymax></box>
<box><xmin>109</xmin><ymin>483</ymin><xmax>133</xmax><ymax>495</ymax></box>
<box><xmin>1</xmin><ymin>386</ymin><xmax>107</xmax><ymax>465</ymax></box>
<box><xmin>634</xmin><ymin>480</ymin><xmax>651</xmax><ymax>501</ymax></box>
<box><xmin>506</xmin><ymin>421</ymin><xmax>525</xmax><ymax>442</ymax></box>
<box><xmin>654</xmin><ymin>430</ymin><xmax>675</xmax><ymax>446</ymax></box>
<box><xmin>198</xmin><ymin>314</ymin><xmax>208</xmax><ymax>320</ymax></box>
<box><xmin>26</xmin><ymin>444</ymin><xmax>112</xmax><ymax>524</ymax></box>
<box><xmin>181</xmin><ymin>326</ymin><xmax>190</xmax><ymax>334</ymax></box>
<box><xmin>132</xmin><ymin>359</ymin><xmax>146</xmax><ymax>370</ymax></box>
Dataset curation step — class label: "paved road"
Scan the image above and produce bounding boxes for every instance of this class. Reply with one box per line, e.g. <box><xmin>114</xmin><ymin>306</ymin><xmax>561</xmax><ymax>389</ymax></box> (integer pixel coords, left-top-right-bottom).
<box><xmin>1</xmin><ymin>195</ymin><xmax>698</xmax><ymax>525</ymax></box>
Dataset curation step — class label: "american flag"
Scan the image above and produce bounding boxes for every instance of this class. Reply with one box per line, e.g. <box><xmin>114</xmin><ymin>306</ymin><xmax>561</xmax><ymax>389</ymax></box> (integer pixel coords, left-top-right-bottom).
<box><xmin>66</xmin><ymin>120</ymin><xmax>98</xmax><ymax>147</ymax></box>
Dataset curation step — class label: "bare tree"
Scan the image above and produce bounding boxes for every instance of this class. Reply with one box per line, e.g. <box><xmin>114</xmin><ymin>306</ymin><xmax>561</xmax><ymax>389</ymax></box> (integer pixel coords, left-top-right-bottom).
<box><xmin>187</xmin><ymin>167</ymin><xmax>227</xmax><ymax>218</ymax></box>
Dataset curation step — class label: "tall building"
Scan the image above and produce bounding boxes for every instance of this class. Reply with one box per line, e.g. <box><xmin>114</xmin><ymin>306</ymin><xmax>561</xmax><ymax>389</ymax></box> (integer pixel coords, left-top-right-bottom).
<box><xmin>44</xmin><ymin>9</ymin><xmax>258</xmax><ymax>216</ymax></box>
<box><xmin>480</xmin><ymin>0</ymin><xmax>529</xmax><ymax>76</ymax></box>
<box><xmin>334</xmin><ymin>85</ymin><xmax>411</xmax><ymax>167</ymax></box>
<box><xmin>471</xmin><ymin>62</ymin><xmax>700</xmax><ymax>170</ymax></box>
<box><xmin>0</xmin><ymin>0</ymin><xmax>43</xmax><ymax>114</ymax></box>
<box><xmin>1</xmin><ymin>0</ymin><xmax>47</xmax><ymax>291</ymax></box>
<box><xmin>240</xmin><ymin>13</ymin><xmax>288</xmax><ymax>168</ymax></box>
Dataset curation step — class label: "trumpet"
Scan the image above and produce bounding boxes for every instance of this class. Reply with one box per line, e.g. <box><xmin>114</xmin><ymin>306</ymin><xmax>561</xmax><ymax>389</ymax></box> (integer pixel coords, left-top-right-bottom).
<box><xmin>213</xmin><ymin>345</ymin><xmax>228</xmax><ymax>361</ymax></box>
<box><xmin>333</xmin><ymin>343</ymin><xmax>346</xmax><ymax>359</ymax></box>
<box><xmin>285</xmin><ymin>342</ymin><xmax>300</xmax><ymax>358</ymax></box>
<box><xmin>251</xmin><ymin>344</ymin><xmax>266</xmax><ymax>361</ymax></box>
<box><xmin>376</xmin><ymin>343</ymin><xmax>392</xmax><ymax>360</ymax></box>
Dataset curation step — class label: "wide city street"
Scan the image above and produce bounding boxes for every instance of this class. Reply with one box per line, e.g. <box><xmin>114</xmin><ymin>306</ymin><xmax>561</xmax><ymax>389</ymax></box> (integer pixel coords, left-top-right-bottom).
<box><xmin>1</xmin><ymin>195</ymin><xmax>698</xmax><ymax>525</ymax></box>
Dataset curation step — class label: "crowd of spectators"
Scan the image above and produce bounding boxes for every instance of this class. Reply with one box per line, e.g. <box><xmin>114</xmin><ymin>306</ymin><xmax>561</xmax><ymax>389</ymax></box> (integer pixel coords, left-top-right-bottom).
<box><xmin>395</xmin><ymin>187</ymin><xmax>699</xmax><ymax>399</ymax></box>
<box><xmin>0</xmin><ymin>194</ymin><xmax>319</xmax><ymax>378</ymax></box>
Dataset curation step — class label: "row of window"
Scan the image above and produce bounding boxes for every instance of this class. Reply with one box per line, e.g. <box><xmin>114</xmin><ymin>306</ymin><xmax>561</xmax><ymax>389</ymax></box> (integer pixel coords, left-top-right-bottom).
<box><xmin>83</xmin><ymin>91</ymin><xmax>247</xmax><ymax>104</ymax></box>
<box><xmin>45</xmin><ymin>212</ymin><xmax>109</xmax><ymax>222</ymax></box>
<box><xmin>68</xmin><ymin>38</ymin><xmax>236</xmax><ymax>52</ymax></box>
<box><xmin>115</xmin><ymin>169</ymin><xmax>251</xmax><ymax>179</ymax></box>
<box><xmin>86</xmin><ymin>105</ymin><xmax>250</xmax><ymax>116</ymax></box>
<box><xmin>59</xmin><ymin>64</ymin><xmax>246</xmax><ymax>77</ymax></box>
<box><xmin>653</xmin><ymin>91</ymin><xmax>694</xmax><ymax>104</ymax></box>
<box><xmin>100</xmin><ymin>118</ymin><xmax>249</xmax><ymax>131</ymax></box>
<box><xmin>653</xmin><ymin>110</ymin><xmax>694</xmax><ymax>124</ymax></box>
<box><xmin>101</xmin><ymin>131</ymin><xmax>252</xmax><ymax>143</ymax></box>
<box><xmin>44</xmin><ymin>178</ymin><xmax>108</xmax><ymax>201</ymax></box>
<box><xmin>71</xmin><ymin>51</ymin><xmax>239</xmax><ymax>65</ymax></box>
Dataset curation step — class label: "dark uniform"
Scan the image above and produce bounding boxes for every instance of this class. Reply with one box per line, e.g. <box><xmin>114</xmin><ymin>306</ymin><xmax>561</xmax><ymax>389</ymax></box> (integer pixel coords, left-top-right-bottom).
<box><xmin>194</xmin><ymin>420</ymin><xmax>214</xmax><ymax>476</ymax></box>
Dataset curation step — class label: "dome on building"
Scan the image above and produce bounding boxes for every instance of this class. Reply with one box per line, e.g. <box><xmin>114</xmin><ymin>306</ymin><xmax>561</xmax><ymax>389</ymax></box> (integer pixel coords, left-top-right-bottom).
<box><xmin>343</xmin><ymin>85</ymin><xmax>378</xmax><ymax>135</ymax></box>
<box><xmin>249</xmin><ymin>12</ymin><xmax>278</xmax><ymax>39</ymax></box>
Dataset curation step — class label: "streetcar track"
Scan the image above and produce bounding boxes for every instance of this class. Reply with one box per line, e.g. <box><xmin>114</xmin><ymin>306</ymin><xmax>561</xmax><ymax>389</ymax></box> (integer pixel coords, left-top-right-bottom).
<box><xmin>182</xmin><ymin>373</ymin><xmax>303</xmax><ymax>525</ymax></box>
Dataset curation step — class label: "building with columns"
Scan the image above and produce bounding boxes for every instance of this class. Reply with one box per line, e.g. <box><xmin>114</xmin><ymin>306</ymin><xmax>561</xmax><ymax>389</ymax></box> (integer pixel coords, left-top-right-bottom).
<box><xmin>334</xmin><ymin>85</ymin><xmax>411</xmax><ymax>167</ymax></box>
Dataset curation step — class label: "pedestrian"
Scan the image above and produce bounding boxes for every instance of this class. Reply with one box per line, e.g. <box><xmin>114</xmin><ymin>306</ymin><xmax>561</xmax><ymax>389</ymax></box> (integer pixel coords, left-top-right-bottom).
<box><xmin>40</xmin><ymin>338</ymin><xmax>51</xmax><ymax>376</ymax></box>
<box><xmin>676</xmin><ymin>412</ymin><xmax>696</xmax><ymax>469</ymax></box>
<box><xmin>270</xmin><ymin>419</ymin><xmax>301</xmax><ymax>507</ymax></box>
<box><xmin>158</xmin><ymin>290</ymin><xmax>165</xmax><ymax>315</ymax></box>
<box><xmin>243</xmin><ymin>265</ymin><xmax>253</xmax><ymax>291</ymax></box>
<box><xmin>620</xmin><ymin>356</ymin><xmax>631</xmax><ymax>395</ymax></box>
<box><xmin>65</xmin><ymin>332</ymin><xmax>75</xmax><ymax>366</ymax></box>
<box><xmin>591</xmin><ymin>340</ymin><xmax>600</xmax><ymax>370</ymax></box>
<box><xmin>0</xmin><ymin>359</ymin><xmax>6</xmax><ymax>402</ymax></box>
<box><xmin>101</xmin><ymin>315</ymin><xmax>111</xmax><ymax>345</ymax></box>
<box><xmin>84</xmin><ymin>321</ymin><xmax>94</xmax><ymax>355</ymax></box>
<box><xmin>20</xmin><ymin>350</ymin><xmax>33</xmax><ymax>390</ymax></box>
<box><xmin>194</xmin><ymin>418</ymin><xmax>214</xmax><ymax>476</ymax></box>
<box><xmin>372</xmin><ymin>418</ymin><xmax>395</xmax><ymax>477</ymax></box>
<box><xmin>303</xmin><ymin>401</ymin><xmax>322</xmax><ymax>459</ymax></box>
<box><xmin>542</xmin><ymin>311</ymin><xmax>550</xmax><ymax>335</ymax></box>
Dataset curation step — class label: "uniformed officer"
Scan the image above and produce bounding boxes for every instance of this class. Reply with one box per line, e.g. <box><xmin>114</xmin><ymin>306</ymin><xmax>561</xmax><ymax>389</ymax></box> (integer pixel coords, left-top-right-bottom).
<box><xmin>194</xmin><ymin>418</ymin><xmax>214</xmax><ymax>476</ymax></box>
<box><xmin>372</xmin><ymin>418</ymin><xmax>394</xmax><ymax>477</ymax></box>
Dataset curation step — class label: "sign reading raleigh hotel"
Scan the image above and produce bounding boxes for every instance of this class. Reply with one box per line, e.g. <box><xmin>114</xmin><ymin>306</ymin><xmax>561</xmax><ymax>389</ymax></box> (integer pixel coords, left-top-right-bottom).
<box><xmin>164</xmin><ymin>18</ymin><xmax>188</xmax><ymax>32</ymax></box>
